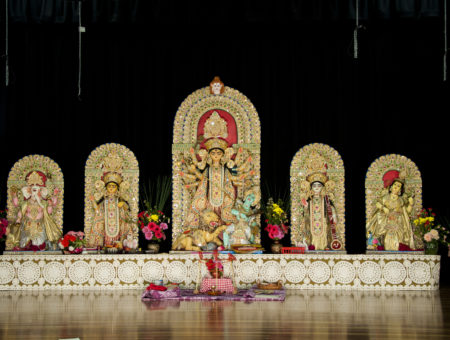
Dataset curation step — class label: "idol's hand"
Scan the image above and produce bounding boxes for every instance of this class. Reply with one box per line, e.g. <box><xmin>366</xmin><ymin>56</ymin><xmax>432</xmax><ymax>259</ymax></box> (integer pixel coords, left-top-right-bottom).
<box><xmin>301</xmin><ymin>198</ymin><xmax>308</xmax><ymax>208</ymax></box>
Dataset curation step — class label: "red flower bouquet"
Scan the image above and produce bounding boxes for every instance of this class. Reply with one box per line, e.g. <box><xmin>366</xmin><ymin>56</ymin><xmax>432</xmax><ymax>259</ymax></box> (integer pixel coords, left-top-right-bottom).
<box><xmin>138</xmin><ymin>209</ymin><xmax>169</xmax><ymax>242</ymax></box>
<box><xmin>265</xmin><ymin>224</ymin><xmax>289</xmax><ymax>240</ymax></box>
<box><xmin>206</xmin><ymin>258</ymin><xmax>224</xmax><ymax>278</ymax></box>
<box><xmin>0</xmin><ymin>209</ymin><xmax>8</xmax><ymax>242</ymax></box>
<box><xmin>59</xmin><ymin>231</ymin><xmax>86</xmax><ymax>254</ymax></box>
<box><xmin>263</xmin><ymin>198</ymin><xmax>290</xmax><ymax>240</ymax></box>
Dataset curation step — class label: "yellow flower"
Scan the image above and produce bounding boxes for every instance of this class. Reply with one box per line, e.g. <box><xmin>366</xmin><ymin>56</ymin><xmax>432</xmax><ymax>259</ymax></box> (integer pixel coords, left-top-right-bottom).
<box><xmin>273</xmin><ymin>207</ymin><xmax>283</xmax><ymax>215</ymax></box>
<box><xmin>151</xmin><ymin>214</ymin><xmax>159</xmax><ymax>222</ymax></box>
<box><xmin>413</xmin><ymin>219</ymin><xmax>419</xmax><ymax>226</ymax></box>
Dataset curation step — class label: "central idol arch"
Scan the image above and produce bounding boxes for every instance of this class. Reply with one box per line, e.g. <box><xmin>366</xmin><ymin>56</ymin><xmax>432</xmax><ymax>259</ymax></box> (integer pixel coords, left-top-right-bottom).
<box><xmin>172</xmin><ymin>77</ymin><xmax>261</xmax><ymax>246</ymax></box>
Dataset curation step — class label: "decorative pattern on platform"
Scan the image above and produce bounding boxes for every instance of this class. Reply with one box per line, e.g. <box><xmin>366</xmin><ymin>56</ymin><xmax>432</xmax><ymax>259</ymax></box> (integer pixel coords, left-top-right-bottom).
<box><xmin>172</xmin><ymin>80</ymin><xmax>261</xmax><ymax>242</ymax></box>
<box><xmin>0</xmin><ymin>254</ymin><xmax>439</xmax><ymax>290</ymax></box>
<box><xmin>290</xmin><ymin>143</ymin><xmax>345</xmax><ymax>249</ymax></box>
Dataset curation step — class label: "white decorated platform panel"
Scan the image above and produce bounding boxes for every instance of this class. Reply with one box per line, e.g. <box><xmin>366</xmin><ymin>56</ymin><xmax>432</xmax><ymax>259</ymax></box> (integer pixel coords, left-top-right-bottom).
<box><xmin>0</xmin><ymin>254</ymin><xmax>440</xmax><ymax>291</ymax></box>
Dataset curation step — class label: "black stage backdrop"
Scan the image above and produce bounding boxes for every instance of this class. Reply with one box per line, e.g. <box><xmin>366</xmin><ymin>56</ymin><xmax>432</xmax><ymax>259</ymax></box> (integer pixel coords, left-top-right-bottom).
<box><xmin>1</xmin><ymin>1</ymin><xmax>449</xmax><ymax>281</ymax></box>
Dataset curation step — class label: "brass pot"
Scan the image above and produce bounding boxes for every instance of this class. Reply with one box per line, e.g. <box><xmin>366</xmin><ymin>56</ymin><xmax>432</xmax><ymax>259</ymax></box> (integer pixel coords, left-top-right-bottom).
<box><xmin>147</xmin><ymin>243</ymin><xmax>160</xmax><ymax>253</ymax></box>
<box><xmin>270</xmin><ymin>239</ymin><xmax>283</xmax><ymax>254</ymax></box>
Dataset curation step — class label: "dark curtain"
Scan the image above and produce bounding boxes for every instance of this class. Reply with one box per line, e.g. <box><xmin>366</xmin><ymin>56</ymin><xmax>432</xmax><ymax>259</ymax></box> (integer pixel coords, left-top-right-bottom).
<box><xmin>1</xmin><ymin>1</ymin><xmax>449</xmax><ymax>280</ymax></box>
<box><xmin>3</xmin><ymin>0</ymin><xmax>442</xmax><ymax>24</ymax></box>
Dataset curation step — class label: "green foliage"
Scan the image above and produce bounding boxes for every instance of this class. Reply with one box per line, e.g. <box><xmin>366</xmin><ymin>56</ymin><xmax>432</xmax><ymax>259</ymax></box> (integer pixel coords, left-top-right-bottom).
<box><xmin>262</xmin><ymin>180</ymin><xmax>291</xmax><ymax>216</ymax></box>
<box><xmin>141</xmin><ymin>175</ymin><xmax>172</xmax><ymax>212</ymax></box>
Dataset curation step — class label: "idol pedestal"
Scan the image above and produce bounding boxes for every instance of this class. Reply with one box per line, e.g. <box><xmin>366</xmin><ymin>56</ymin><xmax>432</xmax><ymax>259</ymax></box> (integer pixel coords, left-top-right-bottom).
<box><xmin>0</xmin><ymin>253</ymin><xmax>439</xmax><ymax>290</ymax></box>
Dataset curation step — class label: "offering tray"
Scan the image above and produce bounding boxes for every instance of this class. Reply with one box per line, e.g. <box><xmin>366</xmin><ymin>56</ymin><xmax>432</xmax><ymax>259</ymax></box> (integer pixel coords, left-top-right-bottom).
<box><xmin>207</xmin><ymin>287</ymin><xmax>223</xmax><ymax>296</ymax></box>
<box><xmin>231</xmin><ymin>244</ymin><xmax>264</xmax><ymax>254</ymax></box>
<box><xmin>256</xmin><ymin>280</ymin><xmax>283</xmax><ymax>290</ymax></box>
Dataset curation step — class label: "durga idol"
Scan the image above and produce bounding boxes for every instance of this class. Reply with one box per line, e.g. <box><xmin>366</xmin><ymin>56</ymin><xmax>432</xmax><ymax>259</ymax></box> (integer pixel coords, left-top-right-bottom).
<box><xmin>181</xmin><ymin>137</ymin><xmax>254</xmax><ymax>229</ymax></box>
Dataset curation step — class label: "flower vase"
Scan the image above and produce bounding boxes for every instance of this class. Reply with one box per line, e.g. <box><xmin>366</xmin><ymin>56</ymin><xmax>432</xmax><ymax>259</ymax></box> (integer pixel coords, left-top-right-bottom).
<box><xmin>147</xmin><ymin>242</ymin><xmax>160</xmax><ymax>253</ymax></box>
<box><xmin>271</xmin><ymin>239</ymin><xmax>283</xmax><ymax>254</ymax></box>
<box><xmin>424</xmin><ymin>241</ymin><xmax>438</xmax><ymax>255</ymax></box>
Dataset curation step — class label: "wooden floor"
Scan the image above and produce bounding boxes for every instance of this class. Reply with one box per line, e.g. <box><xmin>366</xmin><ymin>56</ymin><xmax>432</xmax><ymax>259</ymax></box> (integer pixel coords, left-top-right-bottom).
<box><xmin>1</xmin><ymin>288</ymin><xmax>450</xmax><ymax>339</ymax></box>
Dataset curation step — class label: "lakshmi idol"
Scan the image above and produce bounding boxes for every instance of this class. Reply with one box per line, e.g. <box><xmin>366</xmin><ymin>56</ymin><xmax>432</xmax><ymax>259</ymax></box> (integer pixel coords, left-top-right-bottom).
<box><xmin>84</xmin><ymin>145</ymin><xmax>139</xmax><ymax>249</ymax></box>
<box><xmin>86</xmin><ymin>171</ymin><xmax>136</xmax><ymax>247</ymax></box>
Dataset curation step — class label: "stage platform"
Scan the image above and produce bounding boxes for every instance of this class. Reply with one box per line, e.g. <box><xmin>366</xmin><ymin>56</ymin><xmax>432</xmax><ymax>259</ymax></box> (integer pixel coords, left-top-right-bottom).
<box><xmin>0</xmin><ymin>253</ymin><xmax>440</xmax><ymax>291</ymax></box>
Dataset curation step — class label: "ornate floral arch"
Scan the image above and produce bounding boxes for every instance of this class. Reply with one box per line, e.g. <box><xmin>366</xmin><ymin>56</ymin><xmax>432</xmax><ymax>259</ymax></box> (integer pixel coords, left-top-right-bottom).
<box><xmin>290</xmin><ymin>143</ymin><xmax>345</xmax><ymax>249</ymax></box>
<box><xmin>172</xmin><ymin>83</ymin><xmax>261</xmax><ymax>240</ymax></box>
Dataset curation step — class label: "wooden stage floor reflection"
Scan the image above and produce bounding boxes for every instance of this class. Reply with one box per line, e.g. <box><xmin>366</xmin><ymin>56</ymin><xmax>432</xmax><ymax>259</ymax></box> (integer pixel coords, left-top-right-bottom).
<box><xmin>1</xmin><ymin>288</ymin><xmax>450</xmax><ymax>340</ymax></box>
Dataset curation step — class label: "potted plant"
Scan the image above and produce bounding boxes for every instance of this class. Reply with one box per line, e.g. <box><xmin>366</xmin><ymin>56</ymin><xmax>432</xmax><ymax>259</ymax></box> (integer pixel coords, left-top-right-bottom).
<box><xmin>59</xmin><ymin>231</ymin><xmax>86</xmax><ymax>254</ymax></box>
<box><xmin>263</xmin><ymin>197</ymin><xmax>289</xmax><ymax>253</ymax></box>
<box><xmin>138</xmin><ymin>175</ymin><xmax>171</xmax><ymax>253</ymax></box>
<box><xmin>413</xmin><ymin>208</ymin><xmax>450</xmax><ymax>255</ymax></box>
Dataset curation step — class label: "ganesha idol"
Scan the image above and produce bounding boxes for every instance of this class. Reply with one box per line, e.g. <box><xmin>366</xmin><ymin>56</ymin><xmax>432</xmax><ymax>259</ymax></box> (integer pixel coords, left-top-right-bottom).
<box><xmin>5</xmin><ymin>155</ymin><xmax>64</xmax><ymax>251</ymax></box>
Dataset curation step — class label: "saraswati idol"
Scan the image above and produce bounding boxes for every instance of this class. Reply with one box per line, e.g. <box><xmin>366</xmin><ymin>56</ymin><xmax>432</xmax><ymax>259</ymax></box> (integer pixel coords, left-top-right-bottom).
<box><xmin>290</xmin><ymin>144</ymin><xmax>345</xmax><ymax>251</ymax></box>
<box><xmin>172</xmin><ymin>77</ymin><xmax>261</xmax><ymax>249</ymax></box>
<box><xmin>84</xmin><ymin>144</ymin><xmax>139</xmax><ymax>249</ymax></box>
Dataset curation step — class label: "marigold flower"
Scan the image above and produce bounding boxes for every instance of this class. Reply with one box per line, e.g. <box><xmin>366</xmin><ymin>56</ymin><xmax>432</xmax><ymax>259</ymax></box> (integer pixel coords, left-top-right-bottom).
<box><xmin>273</xmin><ymin>207</ymin><xmax>284</xmax><ymax>215</ymax></box>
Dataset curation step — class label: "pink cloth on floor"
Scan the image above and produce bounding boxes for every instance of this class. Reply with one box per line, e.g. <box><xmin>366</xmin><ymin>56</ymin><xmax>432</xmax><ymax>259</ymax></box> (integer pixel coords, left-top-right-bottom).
<box><xmin>200</xmin><ymin>278</ymin><xmax>234</xmax><ymax>294</ymax></box>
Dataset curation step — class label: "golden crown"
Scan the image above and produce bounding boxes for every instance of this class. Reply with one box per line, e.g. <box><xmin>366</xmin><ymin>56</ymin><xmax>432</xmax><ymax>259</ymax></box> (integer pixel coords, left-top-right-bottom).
<box><xmin>306</xmin><ymin>172</ymin><xmax>328</xmax><ymax>184</ymax></box>
<box><xmin>102</xmin><ymin>172</ymin><xmax>123</xmax><ymax>185</ymax></box>
<box><xmin>103</xmin><ymin>151</ymin><xmax>123</xmax><ymax>173</ymax></box>
<box><xmin>204</xmin><ymin>138</ymin><xmax>229</xmax><ymax>152</ymax></box>
<box><xmin>26</xmin><ymin>171</ymin><xmax>44</xmax><ymax>186</ymax></box>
